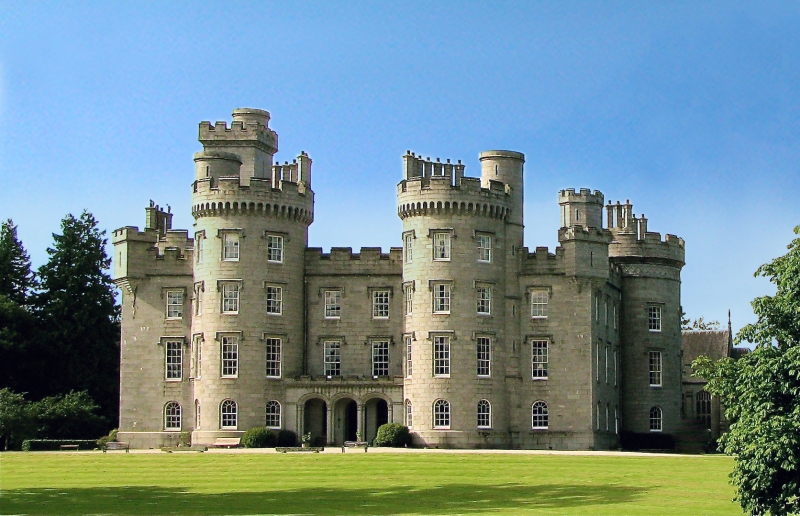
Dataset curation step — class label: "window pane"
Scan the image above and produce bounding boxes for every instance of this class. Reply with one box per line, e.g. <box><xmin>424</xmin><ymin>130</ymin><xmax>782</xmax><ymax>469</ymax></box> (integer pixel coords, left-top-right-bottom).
<box><xmin>372</xmin><ymin>291</ymin><xmax>390</xmax><ymax>318</ymax></box>
<box><xmin>477</xmin><ymin>337</ymin><xmax>491</xmax><ymax>376</ymax></box>
<box><xmin>165</xmin><ymin>341</ymin><xmax>182</xmax><ymax>380</ymax></box>
<box><xmin>372</xmin><ymin>341</ymin><xmax>389</xmax><ymax>376</ymax></box>
<box><xmin>532</xmin><ymin>401</ymin><xmax>549</xmax><ymax>429</ymax></box>
<box><xmin>433</xmin><ymin>233</ymin><xmax>451</xmax><ymax>260</ymax></box>
<box><xmin>531</xmin><ymin>291</ymin><xmax>548</xmax><ymax>317</ymax></box>
<box><xmin>648</xmin><ymin>306</ymin><xmax>662</xmax><ymax>331</ymax></box>
<box><xmin>649</xmin><ymin>351</ymin><xmax>662</xmax><ymax>386</ymax></box>
<box><xmin>165</xmin><ymin>402</ymin><xmax>181</xmax><ymax>430</ymax></box>
<box><xmin>266</xmin><ymin>400</ymin><xmax>281</xmax><ymax>428</ymax></box>
<box><xmin>325</xmin><ymin>290</ymin><xmax>341</xmax><ymax>318</ymax></box>
<box><xmin>477</xmin><ymin>287</ymin><xmax>491</xmax><ymax>315</ymax></box>
<box><xmin>267</xmin><ymin>235</ymin><xmax>283</xmax><ymax>262</ymax></box>
<box><xmin>531</xmin><ymin>340</ymin><xmax>548</xmax><ymax>379</ymax></box>
<box><xmin>324</xmin><ymin>341</ymin><xmax>341</xmax><ymax>376</ymax></box>
<box><xmin>167</xmin><ymin>291</ymin><xmax>183</xmax><ymax>319</ymax></box>
<box><xmin>477</xmin><ymin>235</ymin><xmax>492</xmax><ymax>262</ymax></box>
<box><xmin>265</xmin><ymin>338</ymin><xmax>281</xmax><ymax>377</ymax></box>
<box><xmin>223</xmin><ymin>233</ymin><xmax>239</xmax><ymax>260</ymax></box>
<box><xmin>266</xmin><ymin>286</ymin><xmax>282</xmax><ymax>315</ymax></box>
<box><xmin>434</xmin><ymin>336</ymin><xmax>450</xmax><ymax>376</ymax></box>
<box><xmin>433</xmin><ymin>399</ymin><xmax>450</xmax><ymax>428</ymax></box>
<box><xmin>221</xmin><ymin>336</ymin><xmax>238</xmax><ymax>377</ymax></box>
<box><xmin>477</xmin><ymin>399</ymin><xmax>491</xmax><ymax>428</ymax></box>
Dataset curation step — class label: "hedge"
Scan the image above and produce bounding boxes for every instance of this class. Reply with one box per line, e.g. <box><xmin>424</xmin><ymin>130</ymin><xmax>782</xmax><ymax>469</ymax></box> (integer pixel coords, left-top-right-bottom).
<box><xmin>241</xmin><ymin>428</ymin><xmax>297</xmax><ymax>448</ymax></box>
<box><xmin>22</xmin><ymin>439</ymin><xmax>99</xmax><ymax>451</ymax></box>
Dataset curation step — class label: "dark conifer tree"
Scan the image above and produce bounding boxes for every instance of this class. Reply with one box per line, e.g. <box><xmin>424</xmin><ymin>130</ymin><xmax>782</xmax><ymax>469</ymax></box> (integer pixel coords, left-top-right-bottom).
<box><xmin>0</xmin><ymin>219</ymin><xmax>37</xmax><ymax>393</ymax></box>
<box><xmin>35</xmin><ymin>211</ymin><xmax>120</xmax><ymax>424</ymax></box>
<box><xmin>0</xmin><ymin>219</ymin><xmax>35</xmax><ymax>305</ymax></box>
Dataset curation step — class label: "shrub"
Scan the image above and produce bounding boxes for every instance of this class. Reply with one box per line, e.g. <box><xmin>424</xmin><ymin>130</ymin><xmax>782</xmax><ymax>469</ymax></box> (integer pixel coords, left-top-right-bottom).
<box><xmin>277</xmin><ymin>430</ymin><xmax>296</xmax><ymax>447</ymax></box>
<box><xmin>22</xmin><ymin>439</ymin><xmax>98</xmax><ymax>451</ymax></box>
<box><xmin>241</xmin><ymin>427</ymin><xmax>276</xmax><ymax>448</ymax></box>
<box><xmin>96</xmin><ymin>428</ymin><xmax>118</xmax><ymax>448</ymax></box>
<box><xmin>373</xmin><ymin>423</ymin><xmax>411</xmax><ymax>447</ymax></box>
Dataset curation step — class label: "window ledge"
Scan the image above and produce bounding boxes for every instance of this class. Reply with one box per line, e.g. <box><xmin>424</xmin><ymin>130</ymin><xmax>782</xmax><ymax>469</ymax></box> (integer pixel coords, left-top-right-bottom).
<box><xmin>165</xmin><ymin>378</ymin><xmax>183</xmax><ymax>383</ymax></box>
<box><xmin>532</xmin><ymin>377</ymin><xmax>548</xmax><ymax>381</ymax></box>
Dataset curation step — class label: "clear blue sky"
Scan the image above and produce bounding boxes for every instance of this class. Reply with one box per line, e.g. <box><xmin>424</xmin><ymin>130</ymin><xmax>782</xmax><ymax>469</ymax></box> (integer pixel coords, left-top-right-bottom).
<box><xmin>1</xmin><ymin>2</ymin><xmax>798</xmax><ymax>338</ymax></box>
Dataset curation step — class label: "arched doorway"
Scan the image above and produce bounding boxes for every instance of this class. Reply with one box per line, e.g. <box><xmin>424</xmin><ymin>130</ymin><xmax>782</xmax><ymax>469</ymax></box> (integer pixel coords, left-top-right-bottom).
<box><xmin>303</xmin><ymin>398</ymin><xmax>327</xmax><ymax>446</ymax></box>
<box><xmin>332</xmin><ymin>398</ymin><xmax>358</xmax><ymax>445</ymax></box>
<box><xmin>364</xmin><ymin>398</ymin><xmax>389</xmax><ymax>442</ymax></box>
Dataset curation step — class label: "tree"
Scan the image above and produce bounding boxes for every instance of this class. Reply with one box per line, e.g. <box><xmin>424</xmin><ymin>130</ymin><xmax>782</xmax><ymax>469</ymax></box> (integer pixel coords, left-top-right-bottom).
<box><xmin>0</xmin><ymin>388</ymin><xmax>35</xmax><ymax>451</ymax></box>
<box><xmin>32</xmin><ymin>391</ymin><xmax>106</xmax><ymax>440</ymax></box>
<box><xmin>693</xmin><ymin>225</ymin><xmax>800</xmax><ymax>516</ymax></box>
<box><xmin>0</xmin><ymin>219</ymin><xmax>35</xmax><ymax>305</ymax></box>
<box><xmin>35</xmin><ymin>211</ymin><xmax>120</xmax><ymax>424</ymax></box>
<box><xmin>0</xmin><ymin>220</ymin><xmax>39</xmax><ymax>393</ymax></box>
<box><xmin>682</xmin><ymin>316</ymin><xmax>721</xmax><ymax>331</ymax></box>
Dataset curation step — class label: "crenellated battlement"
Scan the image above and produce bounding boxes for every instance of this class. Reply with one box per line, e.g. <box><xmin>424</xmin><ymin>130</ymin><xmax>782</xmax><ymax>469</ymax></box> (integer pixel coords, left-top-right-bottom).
<box><xmin>519</xmin><ymin>246</ymin><xmax>565</xmax><ymax>275</ymax></box>
<box><xmin>606</xmin><ymin>198</ymin><xmax>685</xmax><ymax>266</ymax></box>
<box><xmin>558</xmin><ymin>188</ymin><xmax>604</xmax><ymax>204</ymax></box>
<box><xmin>192</xmin><ymin>175</ymin><xmax>314</xmax><ymax>223</ymax></box>
<box><xmin>112</xmin><ymin>222</ymin><xmax>194</xmax><ymax>282</ymax></box>
<box><xmin>198</xmin><ymin>114</ymin><xmax>278</xmax><ymax>155</ymax></box>
<box><xmin>559</xmin><ymin>188</ymin><xmax>605</xmax><ymax>229</ymax></box>
<box><xmin>609</xmin><ymin>228</ymin><xmax>685</xmax><ymax>266</ymax></box>
<box><xmin>402</xmin><ymin>151</ymin><xmax>466</xmax><ymax>182</ymax></box>
<box><xmin>557</xmin><ymin>225</ymin><xmax>613</xmax><ymax>243</ymax></box>
<box><xmin>397</xmin><ymin>175</ymin><xmax>510</xmax><ymax>220</ymax></box>
<box><xmin>305</xmin><ymin>247</ymin><xmax>403</xmax><ymax>276</ymax></box>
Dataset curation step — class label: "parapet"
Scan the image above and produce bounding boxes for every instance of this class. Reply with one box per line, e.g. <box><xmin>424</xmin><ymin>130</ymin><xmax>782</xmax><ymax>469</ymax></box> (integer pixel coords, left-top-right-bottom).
<box><xmin>397</xmin><ymin>172</ymin><xmax>511</xmax><ymax>221</ymax></box>
<box><xmin>519</xmin><ymin>246</ymin><xmax>565</xmax><ymax>275</ymax></box>
<box><xmin>558</xmin><ymin>189</ymin><xmax>605</xmax><ymax>229</ymax></box>
<box><xmin>558</xmin><ymin>188</ymin><xmax>604</xmax><ymax>205</ymax></box>
<box><xmin>402</xmin><ymin>152</ymin><xmax>465</xmax><ymax>183</ymax></box>
<box><xmin>192</xmin><ymin>176</ymin><xmax>314</xmax><ymax>224</ymax></box>
<box><xmin>605</xmin><ymin>198</ymin><xmax>685</xmax><ymax>266</ymax></box>
<box><xmin>199</xmin><ymin>107</ymin><xmax>278</xmax><ymax>154</ymax></box>
<box><xmin>112</xmin><ymin>224</ymin><xmax>194</xmax><ymax>281</ymax></box>
<box><xmin>609</xmin><ymin>229</ymin><xmax>685</xmax><ymax>266</ymax></box>
<box><xmin>305</xmin><ymin>247</ymin><xmax>403</xmax><ymax>276</ymax></box>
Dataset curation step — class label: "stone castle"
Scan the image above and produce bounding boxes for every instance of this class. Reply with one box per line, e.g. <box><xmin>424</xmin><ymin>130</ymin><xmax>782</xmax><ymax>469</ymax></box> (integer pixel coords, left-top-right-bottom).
<box><xmin>113</xmin><ymin>108</ymin><xmax>685</xmax><ymax>449</ymax></box>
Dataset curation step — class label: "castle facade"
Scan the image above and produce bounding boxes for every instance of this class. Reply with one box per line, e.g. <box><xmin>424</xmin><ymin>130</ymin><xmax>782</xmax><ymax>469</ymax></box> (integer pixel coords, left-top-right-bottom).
<box><xmin>113</xmin><ymin>108</ymin><xmax>685</xmax><ymax>449</ymax></box>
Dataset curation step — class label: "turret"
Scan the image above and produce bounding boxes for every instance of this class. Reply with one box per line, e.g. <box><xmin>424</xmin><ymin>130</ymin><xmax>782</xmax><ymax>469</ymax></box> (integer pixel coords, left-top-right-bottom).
<box><xmin>607</xmin><ymin>198</ymin><xmax>685</xmax><ymax>438</ymax></box>
<box><xmin>559</xmin><ymin>189</ymin><xmax>604</xmax><ymax>230</ymax></box>
<box><xmin>191</xmin><ymin>109</ymin><xmax>314</xmax><ymax>445</ymax></box>
<box><xmin>198</xmin><ymin>108</ymin><xmax>279</xmax><ymax>185</ymax></box>
<box><xmin>479</xmin><ymin>151</ymin><xmax>525</xmax><ymax>230</ymax></box>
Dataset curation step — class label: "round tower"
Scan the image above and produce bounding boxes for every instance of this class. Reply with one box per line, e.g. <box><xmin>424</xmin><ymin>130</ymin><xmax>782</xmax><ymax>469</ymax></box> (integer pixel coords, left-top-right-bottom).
<box><xmin>607</xmin><ymin>201</ymin><xmax>684</xmax><ymax>439</ymax></box>
<box><xmin>190</xmin><ymin>109</ymin><xmax>314</xmax><ymax>444</ymax></box>
<box><xmin>397</xmin><ymin>150</ymin><xmax>521</xmax><ymax>448</ymax></box>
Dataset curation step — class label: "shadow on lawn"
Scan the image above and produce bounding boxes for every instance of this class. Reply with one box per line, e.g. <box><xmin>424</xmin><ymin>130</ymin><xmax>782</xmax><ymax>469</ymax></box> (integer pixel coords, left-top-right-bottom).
<box><xmin>0</xmin><ymin>483</ymin><xmax>646</xmax><ymax>515</ymax></box>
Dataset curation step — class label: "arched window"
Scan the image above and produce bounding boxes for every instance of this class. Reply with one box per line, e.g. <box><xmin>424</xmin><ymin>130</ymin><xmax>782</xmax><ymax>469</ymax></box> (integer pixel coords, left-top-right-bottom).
<box><xmin>164</xmin><ymin>401</ymin><xmax>181</xmax><ymax>430</ymax></box>
<box><xmin>433</xmin><ymin>399</ymin><xmax>450</xmax><ymax>429</ymax></box>
<box><xmin>532</xmin><ymin>401</ymin><xmax>548</xmax><ymax>429</ymax></box>
<box><xmin>221</xmin><ymin>399</ymin><xmax>238</xmax><ymax>429</ymax></box>
<box><xmin>649</xmin><ymin>406</ymin><xmax>662</xmax><ymax>432</ymax></box>
<box><xmin>696</xmin><ymin>391</ymin><xmax>711</xmax><ymax>429</ymax></box>
<box><xmin>195</xmin><ymin>400</ymin><xmax>201</xmax><ymax>429</ymax></box>
<box><xmin>266</xmin><ymin>400</ymin><xmax>281</xmax><ymax>429</ymax></box>
<box><xmin>405</xmin><ymin>399</ymin><xmax>413</xmax><ymax>428</ymax></box>
<box><xmin>477</xmin><ymin>399</ymin><xmax>491</xmax><ymax>429</ymax></box>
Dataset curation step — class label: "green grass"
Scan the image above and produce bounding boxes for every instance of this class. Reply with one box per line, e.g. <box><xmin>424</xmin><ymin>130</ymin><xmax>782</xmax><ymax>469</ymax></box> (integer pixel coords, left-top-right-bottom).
<box><xmin>0</xmin><ymin>451</ymin><xmax>740</xmax><ymax>515</ymax></box>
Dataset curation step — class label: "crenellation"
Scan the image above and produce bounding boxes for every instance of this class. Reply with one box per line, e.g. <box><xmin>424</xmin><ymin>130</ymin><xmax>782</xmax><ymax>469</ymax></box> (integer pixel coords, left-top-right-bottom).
<box><xmin>117</xmin><ymin>107</ymin><xmax>692</xmax><ymax>452</ymax></box>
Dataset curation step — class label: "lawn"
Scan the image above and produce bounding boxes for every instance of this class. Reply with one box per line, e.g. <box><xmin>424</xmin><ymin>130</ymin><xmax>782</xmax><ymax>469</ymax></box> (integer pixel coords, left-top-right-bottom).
<box><xmin>0</xmin><ymin>451</ymin><xmax>740</xmax><ymax>515</ymax></box>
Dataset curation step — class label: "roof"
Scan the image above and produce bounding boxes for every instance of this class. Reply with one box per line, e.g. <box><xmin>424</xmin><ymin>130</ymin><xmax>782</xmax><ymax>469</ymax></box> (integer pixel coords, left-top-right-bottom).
<box><xmin>681</xmin><ymin>330</ymin><xmax>732</xmax><ymax>383</ymax></box>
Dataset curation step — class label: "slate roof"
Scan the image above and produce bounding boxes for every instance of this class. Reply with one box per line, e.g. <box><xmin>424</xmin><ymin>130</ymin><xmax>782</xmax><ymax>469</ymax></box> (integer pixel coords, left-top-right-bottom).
<box><xmin>681</xmin><ymin>330</ymin><xmax>732</xmax><ymax>384</ymax></box>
